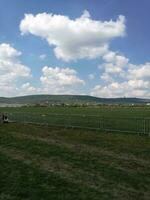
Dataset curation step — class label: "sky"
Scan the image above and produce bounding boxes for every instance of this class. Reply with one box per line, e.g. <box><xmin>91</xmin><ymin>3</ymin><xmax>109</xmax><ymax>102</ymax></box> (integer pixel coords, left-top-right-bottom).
<box><xmin>0</xmin><ymin>0</ymin><xmax>150</xmax><ymax>98</ymax></box>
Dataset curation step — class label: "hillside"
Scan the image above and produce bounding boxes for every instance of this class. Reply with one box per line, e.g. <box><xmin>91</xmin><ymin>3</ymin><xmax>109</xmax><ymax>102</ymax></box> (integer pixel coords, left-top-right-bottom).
<box><xmin>0</xmin><ymin>95</ymin><xmax>150</xmax><ymax>105</ymax></box>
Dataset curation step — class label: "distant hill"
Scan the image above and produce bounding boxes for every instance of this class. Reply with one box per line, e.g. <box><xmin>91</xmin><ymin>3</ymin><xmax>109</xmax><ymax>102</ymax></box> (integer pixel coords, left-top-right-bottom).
<box><xmin>0</xmin><ymin>95</ymin><xmax>150</xmax><ymax>106</ymax></box>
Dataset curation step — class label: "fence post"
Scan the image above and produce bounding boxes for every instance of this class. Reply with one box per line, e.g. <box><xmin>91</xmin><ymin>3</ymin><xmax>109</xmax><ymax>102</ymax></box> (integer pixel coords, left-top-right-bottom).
<box><xmin>136</xmin><ymin>118</ymin><xmax>139</xmax><ymax>135</ymax></box>
<box><xmin>149</xmin><ymin>119</ymin><xmax>150</xmax><ymax>136</ymax></box>
<box><xmin>144</xmin><ymin>118</ymin><xmax>146</xmax><ymax>135</ymax></box>
<box><xmin>98</xmin><ymin>117</ymin><xmax>100</xmax><ymax>130</ymax></box>
<box><xmin>103</xmin><ymin>117</ymin><xmax>105</xmax><ymax>132</ymax></box>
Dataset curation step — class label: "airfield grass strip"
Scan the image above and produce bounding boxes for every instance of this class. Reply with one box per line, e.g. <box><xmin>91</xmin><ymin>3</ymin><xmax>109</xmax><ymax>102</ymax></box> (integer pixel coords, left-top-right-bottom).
<box><xmin>0</xmin><ymin>125</ymin><xmax>150</xmax><ymax>176</ymax></box>
<box><xmin>0</xmin><ymin>146</ymin><xmax>149</xmax><ymax>200</ymax></box>
<box><xmin>1</xmin><ymin>123</ymin><xmax>150</xmax><ymax>162</ymax></box>
<box><xmin>1</xmin><ymin>123</ymin><xmax>150</xmax><ymax>154</ymax></box>
<box><xmin>0</xmin><ymin>126</ymin><xmax>150</xmax><ymax>196</ymax></box>
<box><xmin>0</xmin><ymin>146</ymin><xmax>105</xmax><ymax>190</ymax></box>
<box><xmin>5</xmin><ymin>130</ymin><xmax>150</xmax><ymax>172</ymax></box>
<box><xmin>1</xmin><ymin>128</ymin><xmax>150</xmax><ymax>175</ymax></box>
<box><xmin>0</xmin><ymin>152</ymin><xmax>105</xmax><ymax>200</ymax></box>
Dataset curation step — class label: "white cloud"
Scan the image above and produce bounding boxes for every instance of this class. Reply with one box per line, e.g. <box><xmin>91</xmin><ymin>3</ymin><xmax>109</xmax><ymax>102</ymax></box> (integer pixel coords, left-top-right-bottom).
<box><xmin>102</xmin><ymin>51</ymin><xmax>129</xmax><ymax>74</ymax></box>
<box><xmin>0</xmin><ymin>45</ymin><xmax>84</xmax><ymax>96</ymax></box>
<box><xmin>128</xmin><ymin>79</ymin><xmax>150</xmax><ymax>89</ymax></box>
<box><xmin>20</xmin><ymin>11</ymin><xmax>126</xmax><ymax>61</ymax></box>
<box><xmin>19</xmin><ymin>82</ymin><xmax>37</xmax><ymax>95</ymax></box>
<box><xmin>94</xmin><ymin>48</ymin><xmax>150</xmax><ymax>98</ymax></box>
<box><xmin>100</xmin><ymin>50</ymin><xmax>150</xmax><ymax>84</ymax></box>
<box><xmin>128</xmin><ymin>63</ymin><xmax>150</xmax><ymax>80</ymax></box>
<box><xmin>40</xmin><ymin>66</ymin><xmax>84</xmax><ymax>94</ymax></box>
<box><xmin>100</xmin><ymin>72</ymin><xmax>114</xmax><ymax>82</ymax></box>
<box><xmin>91</xmin><ymin>83</ymin><xmax>123</xmax><ymax>98</ymax></box>
<box><xmin>0</xmin><ymin>43</ymin><xmax>31</xmax><ymax>97</ymax></box>
<box><xmin>0</xmin><ymin>43</ymin><xmax>21</xmax><ymax>59</ymax></box>
<box><xmin>91</xmin><ymin>79</ymin><xmax>150</xmax><ymax>98</ymax></box>
<box><xmin>16</xmin><ymin>66</ymin><xmax>85</xmax><ymax>96</ymax></box>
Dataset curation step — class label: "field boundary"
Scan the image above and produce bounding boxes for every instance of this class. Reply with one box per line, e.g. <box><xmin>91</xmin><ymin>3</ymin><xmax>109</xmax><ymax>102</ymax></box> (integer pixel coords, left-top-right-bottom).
<box><xmin>6</xmin><ymin>112</ymin><xmax>150</xmax><ymax>135</ymax></box>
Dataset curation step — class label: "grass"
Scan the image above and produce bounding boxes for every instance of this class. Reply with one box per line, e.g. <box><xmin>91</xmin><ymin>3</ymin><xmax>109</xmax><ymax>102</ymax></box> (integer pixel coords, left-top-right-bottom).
<box><xmin>0</xmin><ymin>123</ymin><xmax>150</xmax><ymax>199</ymax></box>
<box><xmin>1</xmin><ymin>106</ymin><xmax>150</xmax><ymax>134</ymax></box>
<box><xmin>1</xmin><ymin>105</ymin><xmax>150</xmax><ymax>118</ymax></box>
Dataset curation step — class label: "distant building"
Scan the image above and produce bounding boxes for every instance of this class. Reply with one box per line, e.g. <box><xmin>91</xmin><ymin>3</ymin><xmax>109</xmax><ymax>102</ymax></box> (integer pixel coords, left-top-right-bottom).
<box><xmin>0</xmin><ymin>103</ymin><xmax>24</xmax><ymax>107</ymax></box>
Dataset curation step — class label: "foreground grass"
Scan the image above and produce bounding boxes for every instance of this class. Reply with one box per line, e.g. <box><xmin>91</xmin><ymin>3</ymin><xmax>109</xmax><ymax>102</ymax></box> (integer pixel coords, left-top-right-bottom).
<box><xmin>0</xmin><ymin>123</ymin><xmax>150</xmax><ymax>200</ymax></box>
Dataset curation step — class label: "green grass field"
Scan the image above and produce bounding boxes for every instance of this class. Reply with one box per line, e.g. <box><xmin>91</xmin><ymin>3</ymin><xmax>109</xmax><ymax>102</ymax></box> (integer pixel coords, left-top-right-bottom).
<box><xmin>0</xmin><ymin>123</ymin><xmax>150</xmax><ymax>200</ymax></box>
<box><xmin>1</xmin><ymin>105</ymin><xmax>150</xmax><ymax>118</ymax></box>
<box><xmin>1</xmin><ymin>106</ymin><xmax>150</xmax><ymax>134</ymax></box>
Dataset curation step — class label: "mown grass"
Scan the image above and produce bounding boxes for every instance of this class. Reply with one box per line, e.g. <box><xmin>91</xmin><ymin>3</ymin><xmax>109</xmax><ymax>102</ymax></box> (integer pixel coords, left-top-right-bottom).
<box><xmin>1</xmin><ymin>106</ymin><xmax>150</xmax><ymax>134</ymax></box>
<box><xmin>0</xmin><ymin>123</ymin><xmax>150</xmax><ymax>200</ymax></box>
<box><xmin>1</xmin><ymin>105</ymin><xmax>150</xmax><ymax>118</ymax></box>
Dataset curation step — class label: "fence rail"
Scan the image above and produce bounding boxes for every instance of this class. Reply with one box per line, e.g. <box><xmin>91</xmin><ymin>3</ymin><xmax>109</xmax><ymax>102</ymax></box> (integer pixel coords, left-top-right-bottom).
<box><xmin>6</xmin><ymin>112</ymin><xmax>150</xmax><ymax>135</ymax></box>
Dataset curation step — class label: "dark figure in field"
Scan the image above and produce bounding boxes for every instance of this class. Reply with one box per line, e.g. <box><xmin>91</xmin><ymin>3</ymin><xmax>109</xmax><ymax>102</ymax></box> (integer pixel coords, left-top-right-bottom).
<box><xmin>3</xmin><ymin>114</ymin><xmax>8</xmax><ymax>123</ymax></box>
<box><xmin>0</xmin><ymin>113</ymin><xmax>8</xmax><ymax>123</ymax></box>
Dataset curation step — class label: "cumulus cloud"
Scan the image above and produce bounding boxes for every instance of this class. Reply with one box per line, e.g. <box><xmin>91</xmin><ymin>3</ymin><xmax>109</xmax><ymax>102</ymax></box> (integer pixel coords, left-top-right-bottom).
<box><xmin>5</xmin><ymin>10</ymin><xmax>148</xmax><ymax>98</ymax></box>
<box><xmin>91</xmin><ymin>46</ymin><xmax>150</xmax><ymax>98</ymax></box>
<box><xmin>19</xmin><ymin>82</ymin><xmax>37</xmax><ymax>95</ymax></box>
<box><xmin>92</xmin><ymin>59</ymin><xmax>150</xmax><ymax>98</ymax></box>
<box><xmin>20</xmin><ymin>10</ymin><xmax>126</xmax><ymax>61</ymax></box>
<box><xmin>0</xmin><ymin>44</ymin><xmax>84</xmax><ymax>96</ymax></box>
<box><xmin>128</xmin><ymin>63</ymin><xmax>150</xmax><ymax>80</ymax></box>
<box><xmin>102</xmin><ymin>51</ymin><xmax>129</xmax><ymax>74</ymax></box>
<box><xmin>40</xmin><ymin>66</ymin><xmax>85</xmax><ymax>94</ymax></box>
<box><xmin>100</xmin><ymin>72</ymin><xmax>114</xmax><ymax>82</ymax></box>
<box><xmin>0</xmin><ymin>43</ymin><xmax>31</xmax><ymax>97</ymax></box>
<box><xmin>17</xmin><ymin>66</ymin><xmax>85</xmax><ymax>96</ymax></box>
<box><xmin>91</xmin><ymin>80</ymin><xmax>150</xmax><ymax>98</ymax></box>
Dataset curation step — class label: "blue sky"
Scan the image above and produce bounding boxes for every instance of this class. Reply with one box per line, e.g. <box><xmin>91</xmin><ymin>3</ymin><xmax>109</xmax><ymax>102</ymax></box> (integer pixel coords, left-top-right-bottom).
<box><xmin>0</xmin><ymin>0</ymin><xmax>150</xmax><ymax>98</ymax></box>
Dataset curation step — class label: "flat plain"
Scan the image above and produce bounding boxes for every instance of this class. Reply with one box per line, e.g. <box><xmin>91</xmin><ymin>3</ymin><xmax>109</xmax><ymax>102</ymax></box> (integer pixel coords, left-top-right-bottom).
<box><xmin>1</xmin><ymin>106</ymin><xmax>150</xmax><ymax>134</ymax></box>
<box><xmin>0</xmin><ymin>106</ymin><xmax>150</xmax><ymax>199</ymax></box>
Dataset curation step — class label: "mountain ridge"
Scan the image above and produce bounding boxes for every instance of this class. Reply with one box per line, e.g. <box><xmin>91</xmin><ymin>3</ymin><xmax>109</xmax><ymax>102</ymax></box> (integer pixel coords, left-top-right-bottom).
<box><xmin>0</xmin><ymin>95</ymin><xmax>150</xmax><ymax>105</ymax></box>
